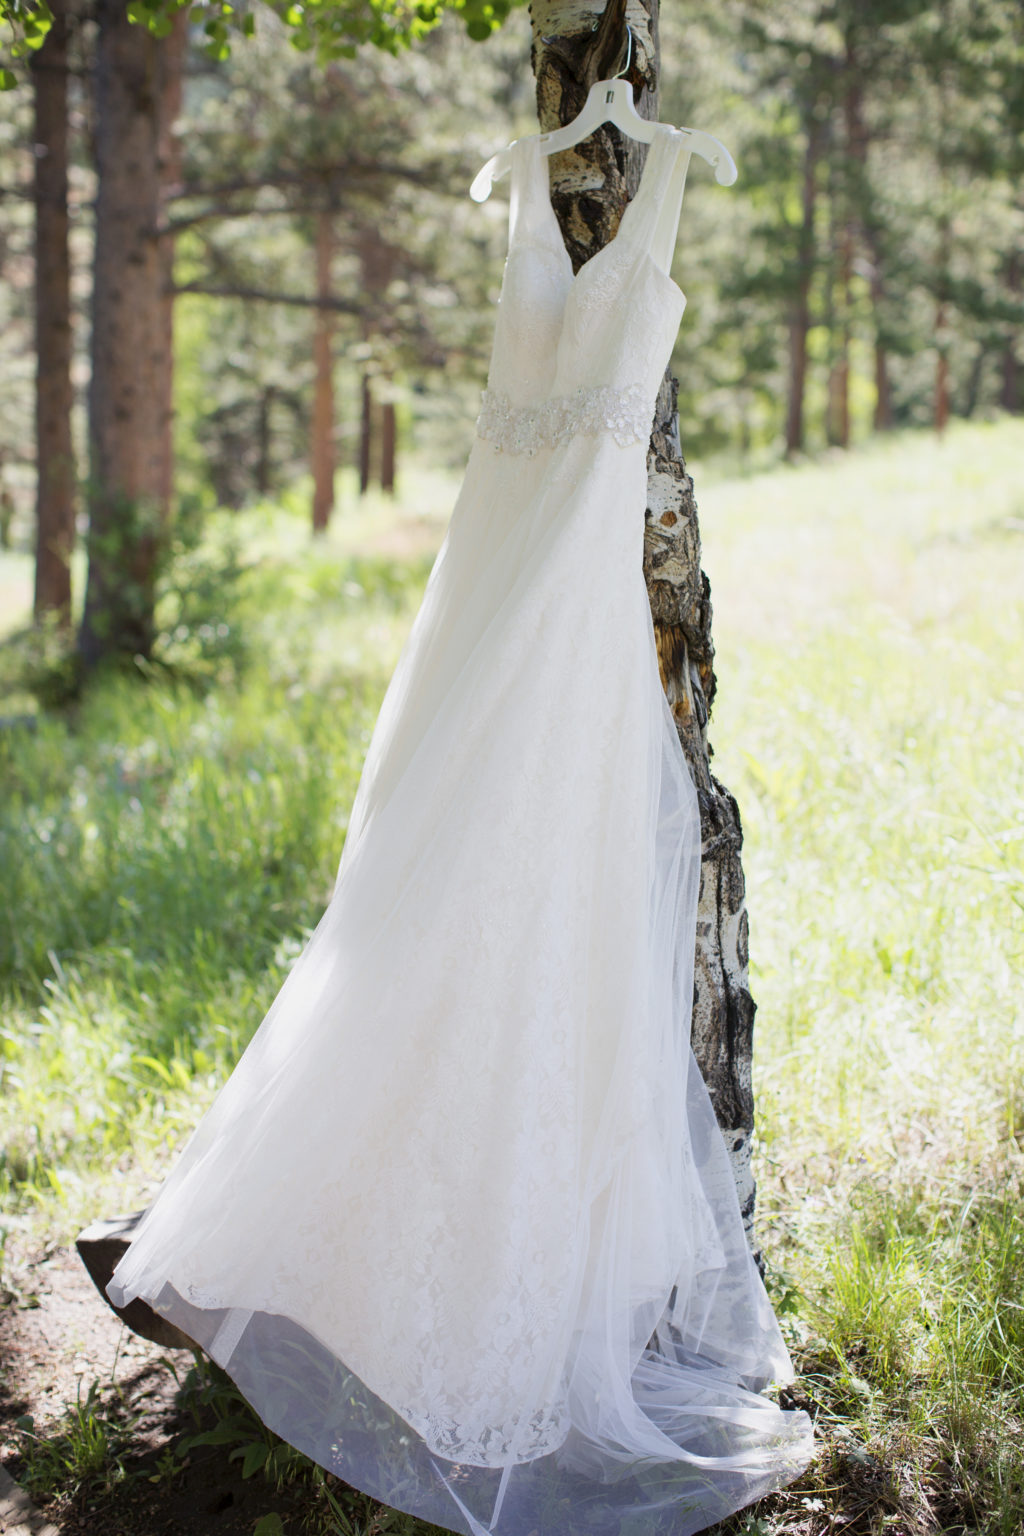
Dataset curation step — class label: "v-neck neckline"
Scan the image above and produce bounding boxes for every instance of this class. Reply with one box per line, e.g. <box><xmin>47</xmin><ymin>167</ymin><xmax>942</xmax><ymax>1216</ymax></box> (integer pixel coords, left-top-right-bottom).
<box><xmin>522</xmin><ymin>123</ymin><xmax>679</xmax><ymax>289</ymax></box>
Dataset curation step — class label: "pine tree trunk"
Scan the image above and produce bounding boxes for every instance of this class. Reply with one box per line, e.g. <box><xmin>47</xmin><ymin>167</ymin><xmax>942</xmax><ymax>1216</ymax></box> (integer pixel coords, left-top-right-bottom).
<box><xmin>785</xmin><ymin>111</ymin><xmax>820</xmax><ymax>458</ymax></box>
<box><xmin>79</xmin><ymin>0</ymin><xmax>169</xmax><ymax>668</ymax></box>
<box><xmin>256</xmin><ymin>387</ymin><xmax>274</xmax><ymax>494</ymax></box>
<box><xmin>31</xmin><ymin>0</ymin><xmax>76</xmax><ymax>628</ymax></box>
<box><xmin>828</xmin><ymin>69</ymin><xmax>858</xmax><ymax>452</ymax></box>
<box><xmin>380</xmin><ymin>399</ymin><xmax>396</xmax><ymax>495</ymax></box>
<box><xmin>827</xmin><ymin>224</ymin><xmax>851</xmax><ymax>449</ymax></box>
<box><xmin>935</xmin><ymin>314</ymin><xmax>950</xmax><ymax>434</ymax></box>
<box><xmin>1000</xmin><ymin>248</ymin><xmax>1020</xmax><ymax>414</ymax></box>
<box><xmin>156</xmin><ymin>11</ymin><xmax>186</xmax><ymax>513</ymax></box>
<box><xmin>872</xmin><ymin>284</ymin><xmax>892</xmax><ymax>431</ymax></box>
<box><xmin>359</xmin><ymin>373</ymin><xmax>373</xmax><ymax>496</ymax></box>
<box><xmin>531</xmin><ymin>0</ymin><xmax>761</xmax><ymax>1234</ymax></box>
<box><xmin>311</xmin><ymin>211</ymin><xmax>336</xmax><ymax>533</ymax></box>
<box><xmin>845</xmin><ymin>63</ymin><xmax>891</xmax><ymax>433</ymax></box>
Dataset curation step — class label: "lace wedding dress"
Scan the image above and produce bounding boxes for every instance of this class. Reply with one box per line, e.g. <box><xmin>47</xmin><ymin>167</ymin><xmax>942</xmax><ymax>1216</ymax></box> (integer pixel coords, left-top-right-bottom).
<box><xmin>108</xmin><ymin>124</ymin><xmax>813</xmax><ymax>1535</ymax></box>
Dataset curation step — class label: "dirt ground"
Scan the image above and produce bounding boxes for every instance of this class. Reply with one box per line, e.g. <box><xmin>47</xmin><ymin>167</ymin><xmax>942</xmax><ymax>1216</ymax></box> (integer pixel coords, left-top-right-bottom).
<box><xmin>0</xmin><ymin>1242</ymin><xmax>315</xmax><ymax>1535</ymax></box>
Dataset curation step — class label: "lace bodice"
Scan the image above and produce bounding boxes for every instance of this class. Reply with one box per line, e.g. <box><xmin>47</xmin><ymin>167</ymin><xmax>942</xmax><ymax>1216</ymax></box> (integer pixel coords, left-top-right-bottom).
<box><xmin>477</xmin><ymin>125</ymin><xmax>690</xmax><ymax>456</ymax></box>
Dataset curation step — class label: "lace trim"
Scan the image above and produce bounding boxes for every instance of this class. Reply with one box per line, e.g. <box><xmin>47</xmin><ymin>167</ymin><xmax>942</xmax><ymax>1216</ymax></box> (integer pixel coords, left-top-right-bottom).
<box><xmin>476</xmin><ymin>382</ymin><xmax>652</xmax><ymax>456</ymax></box>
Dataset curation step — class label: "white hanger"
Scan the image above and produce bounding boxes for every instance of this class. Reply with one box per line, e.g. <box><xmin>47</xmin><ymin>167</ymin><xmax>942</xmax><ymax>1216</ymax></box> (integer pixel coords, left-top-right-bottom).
<box><xmin>470</xmin><ymin>29</ymin><xmax>738</xmax><ymax>203</ymax></box>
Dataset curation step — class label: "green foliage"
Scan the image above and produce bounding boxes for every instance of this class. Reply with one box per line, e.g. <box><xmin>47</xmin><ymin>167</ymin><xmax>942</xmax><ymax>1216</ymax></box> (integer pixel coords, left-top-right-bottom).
<box><xmin>10</xmin><ymin>1381</ymin><xmax>139</xmax><ymax>1500</ymax></box>
<box><xmin>0</xmin><ymin>0</ymin><xmax>523</xmax><ymax>82</ymax></box>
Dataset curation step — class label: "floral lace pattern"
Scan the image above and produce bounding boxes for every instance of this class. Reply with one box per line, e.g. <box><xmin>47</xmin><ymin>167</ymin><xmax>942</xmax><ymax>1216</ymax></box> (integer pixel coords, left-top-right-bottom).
<box><xmin>476</xmin><ymin>382</ymin><xmax>652</xmax><ymax>455</ymax></box>
<box><xmin>105</xmin><ymin>114</ymin><xmax>815</xmax><ymax>1536</ymax></box>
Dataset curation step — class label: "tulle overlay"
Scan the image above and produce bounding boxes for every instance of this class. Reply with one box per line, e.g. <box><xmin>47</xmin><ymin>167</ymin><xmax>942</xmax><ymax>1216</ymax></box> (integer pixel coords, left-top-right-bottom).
<box><xmin>109</xmin><ymin>124</ymin><xmax>813</xmax><ymax>1535</ymax></box>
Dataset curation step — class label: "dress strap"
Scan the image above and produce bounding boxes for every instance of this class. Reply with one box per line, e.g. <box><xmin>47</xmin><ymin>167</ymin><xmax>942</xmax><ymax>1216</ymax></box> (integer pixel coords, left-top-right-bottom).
<box><xmin>650</xmin><ymin>136</ymin><xmax>692</xmax><ymax>275</ymax></box>
<box><xmin>627</xmin><ymin>126</ymin><xmax>692</xmax><ymax>277</ymax></box>
<box><xmin>508</xmin><ymin>137</ymin><xmax>559</xmax><ymax>252</ymax></box>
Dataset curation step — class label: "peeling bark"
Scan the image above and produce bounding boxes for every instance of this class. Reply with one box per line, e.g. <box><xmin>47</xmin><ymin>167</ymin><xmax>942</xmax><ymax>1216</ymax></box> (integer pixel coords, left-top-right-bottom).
<box><xmin>531</xmin><ymin>0</ymin><xmax>760</xmax><ymax>1236</ymax></box>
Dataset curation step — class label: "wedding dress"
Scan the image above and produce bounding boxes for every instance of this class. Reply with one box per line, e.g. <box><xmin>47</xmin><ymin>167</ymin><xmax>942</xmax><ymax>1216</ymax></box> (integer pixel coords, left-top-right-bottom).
<box><xmin>108</xmin><ymin>123</ymin><xmax>814</xmax><ymax>1535</ymax></box>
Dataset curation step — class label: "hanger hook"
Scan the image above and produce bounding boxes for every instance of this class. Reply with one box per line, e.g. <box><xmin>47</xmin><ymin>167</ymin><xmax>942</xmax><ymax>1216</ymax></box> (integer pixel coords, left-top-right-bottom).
<box><xmin>612</xmin><ymin>23</ymin><xmax>633</xmax><ymax>81</ymax></box>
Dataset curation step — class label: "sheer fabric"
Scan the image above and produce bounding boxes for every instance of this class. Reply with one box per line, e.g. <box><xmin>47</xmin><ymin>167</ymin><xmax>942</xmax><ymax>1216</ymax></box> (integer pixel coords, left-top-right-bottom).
<box><xmin>109</xmin><ymin>125</ymin><xmax>814</xmax><ymax>1536</ymax></box>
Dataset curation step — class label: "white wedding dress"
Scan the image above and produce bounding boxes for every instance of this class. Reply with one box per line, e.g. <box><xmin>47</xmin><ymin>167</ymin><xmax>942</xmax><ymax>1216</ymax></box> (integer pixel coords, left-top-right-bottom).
<box><xmin>109</xmin><ymin>123</ymin><xmax>813</xmax><ymax>1535</ymax></box>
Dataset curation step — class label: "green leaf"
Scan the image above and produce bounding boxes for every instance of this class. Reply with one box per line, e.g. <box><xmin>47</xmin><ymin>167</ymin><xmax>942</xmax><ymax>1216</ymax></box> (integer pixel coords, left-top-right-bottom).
<box><xmin>238</xmin><ymin>1440</ymin><xmax>270</xmax><ymax>1478</ymax></box>
<box><xmin>135</xmin><ymin>1053</ymin><xmax>174</xmax><ymax>1084</ymax></box>
<box><xmin>253</xmin><ymin>1517</ymin><xmax>285</xmax><ymax>1536</ymax></box>
<box><xmin>0</xmin><ymin>67</ymin><xmax>17</xmax><ymax>89</ymax></box>
<box><xmin>180</xmin><ymin>1414</ymin><xmax>254</xmax><ymax>1449</ymax></box>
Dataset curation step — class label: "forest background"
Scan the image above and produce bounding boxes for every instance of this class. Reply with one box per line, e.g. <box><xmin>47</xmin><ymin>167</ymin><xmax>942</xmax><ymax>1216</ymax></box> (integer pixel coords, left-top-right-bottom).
<box><xmin>0</xmin><ymin>1</ymin><xmax>1023</xmax><ymax>1534</ymax></box>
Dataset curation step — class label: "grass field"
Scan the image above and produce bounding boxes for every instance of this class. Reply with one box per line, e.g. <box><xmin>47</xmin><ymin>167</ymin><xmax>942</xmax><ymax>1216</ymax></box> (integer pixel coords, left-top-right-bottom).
<box><xmin>1</xmin><ymin>419</ymin><xmax>1022</xmax><ymax>1534</ymax></box>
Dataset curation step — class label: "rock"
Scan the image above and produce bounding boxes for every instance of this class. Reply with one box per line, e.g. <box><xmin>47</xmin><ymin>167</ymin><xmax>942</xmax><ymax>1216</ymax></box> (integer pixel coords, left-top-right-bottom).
<box><xmin>0</xmin><ymin>1463</ymin><xmax>61</xmax><ymax>1535</ymax></box>
<box><xmin>75</xmin><ymin>1212</ymin><xmax>194</xmax><ymax>1351</ymax></box>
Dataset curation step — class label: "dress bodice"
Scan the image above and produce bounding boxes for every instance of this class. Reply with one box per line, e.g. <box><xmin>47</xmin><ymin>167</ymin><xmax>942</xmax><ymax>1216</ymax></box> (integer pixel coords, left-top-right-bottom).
<box><xmin>477</xmin><ymin>124</ymin><xmax>691</xmax><ymax>456</ymax></box>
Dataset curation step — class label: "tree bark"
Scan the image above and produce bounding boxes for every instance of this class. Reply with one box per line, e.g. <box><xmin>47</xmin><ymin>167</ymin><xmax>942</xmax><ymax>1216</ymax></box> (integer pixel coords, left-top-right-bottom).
<box><xmin>1000</xmin><ymin>248</ymin><xmax>1020</xmax><ymax>415</ymax></box>
<box><xmin>156</xmin><ymin>11</ymin><xmax>186</xmax><ymax>513</ymax></box>
<box><xmin>380</xmin><ymin>398</ymin><xmax>396</xmax><ymax>495</ymax></box>
<box><xmin>256</xmin><ymin>386</ymin><xmax>274</xmax><ymax>495</ymax></box>
<box><xmin>827</xmin><ymin>222</ymin><xmax>851</xmax><ymax>449</ymax></box>
<box><xmin>935</xmin><ymin>302</ymin><xmax>950</xmax><ymax>435</ymax></box>
<box><xmin>359</xmin><ymin>372</ymin><xmax>373</xmax><ymax>496</ymax></box>
<box><xmin>79</xmin><ymin>0</ymin><xmax>170</xmax><ymax>668</ymax></box>
<box><xmin>531</xmin><ymin>0</ymin><xmax>760</xmax><ymax>1234</ymax></box>
<box><xmin>31</xmin><ymin>0</ymin><xmax>76</xmax><ymax>628</ymax></box>
<box><xmin>785</xmin><ymin>110</ymin><xmax>821</xmax><ymax>458</ymax></box>
<box><xmin>311</xmin><ymin>210</ymin><xmax>336</xmax><ymax>533</ymax></box>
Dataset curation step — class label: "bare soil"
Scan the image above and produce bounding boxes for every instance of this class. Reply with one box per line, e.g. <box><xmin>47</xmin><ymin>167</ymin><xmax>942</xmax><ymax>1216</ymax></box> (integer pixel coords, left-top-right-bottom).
<box><xmin>0</xmin><ymin>1242</ymin><xmax>315</xmax><ymax>1535</ymax></box>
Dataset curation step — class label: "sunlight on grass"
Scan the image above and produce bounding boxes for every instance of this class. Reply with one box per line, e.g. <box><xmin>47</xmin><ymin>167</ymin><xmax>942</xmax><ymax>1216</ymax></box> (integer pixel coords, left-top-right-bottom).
<box><xmin>700</xmin><ymin>416</ymin><xmax>1024</xmax><ymax>1532</ymax></box>
<box><xmin>1</xmin><ymin>417</ymin><xmax>1022</xmax><ymax>1530</ymax></box>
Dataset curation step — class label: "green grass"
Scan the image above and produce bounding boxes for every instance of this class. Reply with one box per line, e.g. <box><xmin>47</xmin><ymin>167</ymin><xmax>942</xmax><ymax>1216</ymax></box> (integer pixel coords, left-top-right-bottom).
<box><xmin>1</xmin><ymin>419</ymin><xmax>1023</xmax><ymax>1533</ymax></box>
<box><xmin>698</xmin><ymin>416</ymin><xmax>1024</xmax><ymax>1534</ymax></box>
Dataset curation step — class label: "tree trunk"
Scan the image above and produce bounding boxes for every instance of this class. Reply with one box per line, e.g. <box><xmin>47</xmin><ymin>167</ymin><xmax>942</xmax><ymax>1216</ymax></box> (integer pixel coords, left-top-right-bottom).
<box><xmin>359</xmin><ymin>373</ymin><xmax>373</xmax><ymax>496</ymax></box>
<box><xmin>531</xmin><ymin>0</ymin><xmax>760</xmax><ymax>1235</ymax></box>
<box><xmin>31</xmin><ymin>0</ymin><xmax>76</xmax><ymax>628</ymax></box>
<box><xmin>1000</xmin><ymin>248</ymin><xmax>1020</xmax><ymax>414</ymax></box>
<box><xmin>872</xmin><ymin>279</ymin><xmax>892</xmax><ymax>431</ymax></box>
<box><xmin>156</xmin><ymin>11</ymin><xmax>186</xmax><ymax>513</ymax></box>
<box><xmin>79</xmin><ymin>0</ymin><xmax>169</xmax><ymax>668</ymax></box>
<box><xmin>785</xmin><ymin>111</ymin><xmax>820</xmax><ymax>458</ymax></box>
<box><xmin>824</xmin><ymin>130</ymin><xmax>851</xmax><ymax>451</ymax></box>
<box><xmin>935</xmin><ymin>304</ymin><xmax>950</xmax><ymax>435</ymax></box>
<box><xmin>380</xmin><ymin>398</ymin><xmax>396</xmax><ymax>495</ymax></box>
<box><xmin>311</xmin><ymin>211</ymin><xmax>336</xmax><ymax>533</ymax></box>
<box><xmin>256</xmin><ymin>386</ymin><xmax>274</xmax><ymax>495</ymax></box>
<box><xmin>827</xmin><ymin>226</ymin><xmax>851</xmax><ymax>449</ymax></box>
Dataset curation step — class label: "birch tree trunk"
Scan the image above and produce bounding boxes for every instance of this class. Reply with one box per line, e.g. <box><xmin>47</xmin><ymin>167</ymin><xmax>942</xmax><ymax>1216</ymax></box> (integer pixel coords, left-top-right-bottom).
<box><xmin>31</xmin><ymin>0</ymin><xmax>76</xmax><ymax>627</ymax></box>
<box><xmin>530</xmin><ymin>0</ymin><xmax>761</xmax><ymax>1236</ymax></box>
